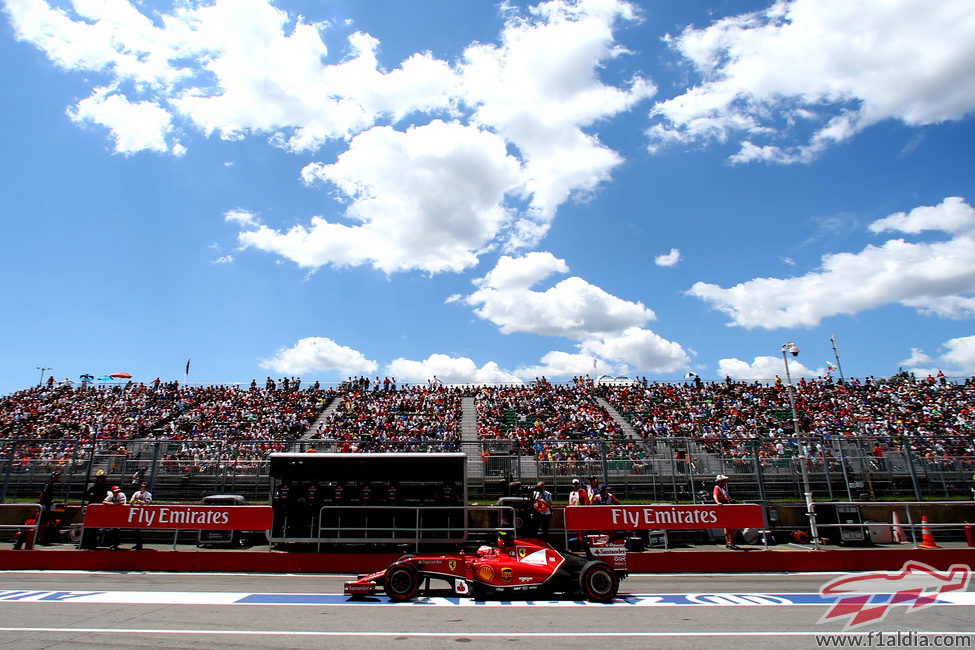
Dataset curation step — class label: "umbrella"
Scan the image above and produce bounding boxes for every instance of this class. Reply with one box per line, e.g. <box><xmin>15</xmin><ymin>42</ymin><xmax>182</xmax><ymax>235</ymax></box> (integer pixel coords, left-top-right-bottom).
<box><xmin>97</xmin><ymin>376</ymin><xmax>113</xmax><ymax>381</ymax></box>
<box><xmin>110</xmin><ymin>372</ymin><xmax>132</xmax><ymax>379</ymax></box>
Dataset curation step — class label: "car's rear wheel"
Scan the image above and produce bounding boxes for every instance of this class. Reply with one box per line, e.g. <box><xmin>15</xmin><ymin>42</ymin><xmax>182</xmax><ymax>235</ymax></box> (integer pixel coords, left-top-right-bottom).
<box><xmin>579</xmin><ymin>562</ymin><xmax>618</xmax><ymax>602</ymax></box>
<box><xmin>384</xmin><ymin>563</ymin><xmax>420</xmax><ymax>601</ymax></box>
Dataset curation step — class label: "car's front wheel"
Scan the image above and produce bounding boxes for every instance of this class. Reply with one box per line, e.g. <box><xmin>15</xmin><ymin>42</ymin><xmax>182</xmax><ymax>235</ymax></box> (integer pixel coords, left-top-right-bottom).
<box><xmin>579</xmin><ymin>562</ymin><xmax>618</xmax><ymax>602</ymax></box>
<box><xmin>384</xmin><ymin>562</ymin><xmax>420</xmax><ymax>601</ymax></box>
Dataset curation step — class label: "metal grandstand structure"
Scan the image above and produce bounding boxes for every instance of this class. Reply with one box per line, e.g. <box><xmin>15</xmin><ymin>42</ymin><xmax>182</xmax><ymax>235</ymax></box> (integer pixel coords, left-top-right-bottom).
<box><xmin>1</xmin><ymin>434</ymin><xmax>971</xmax><ymax>504</ymax></box>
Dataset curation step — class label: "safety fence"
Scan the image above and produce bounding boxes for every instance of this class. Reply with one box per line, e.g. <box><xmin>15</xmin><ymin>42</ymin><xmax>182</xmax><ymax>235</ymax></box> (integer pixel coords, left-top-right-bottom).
<box><xmin>275</xmin><ymin>505</ymin><xmax>519</xmax><ymax>552</ymax></box>
<box><xmin>0</xmin><ymin>503</ymin><xmax>41</xmax><ymax>549</ymax></box>
<box><xmin>1</xmin><ymin>436</ymin><xmax>973</xmax><ymax>505</ymax></box>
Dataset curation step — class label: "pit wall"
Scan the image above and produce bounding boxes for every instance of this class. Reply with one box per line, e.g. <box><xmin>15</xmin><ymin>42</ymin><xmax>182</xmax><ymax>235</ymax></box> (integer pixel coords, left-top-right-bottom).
<box><xmin>2</xmin><ymin>547</ymin><xmax>973</xmax><ymax>575</ymax></box>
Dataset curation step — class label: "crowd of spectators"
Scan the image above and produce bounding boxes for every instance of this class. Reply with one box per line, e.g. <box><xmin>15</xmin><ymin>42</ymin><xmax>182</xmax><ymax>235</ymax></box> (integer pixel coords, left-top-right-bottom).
<box><xmin>2</xmin><ymin>382</ymin><xmax>179</xmax><ymax>440</ymax></box>
<box><xmin>598</xmin><ymin>374</ymin><xmax>975</xmax><ymax>474</ymax></box>
<box><xmin>0</xmin><ymin>380</ymin><xmax>331</xmax><ymax>473</ymax></box>
<box><xmin>2</xmin><ymin>373</ymin><xmax>973</xmax><ymax>479</ymax></box>
<box><xmin>309</xmin><ymin>381</ymin><xmax>464</xmax><ymax>452</ymax></box>
<box><xmin>475</xmin><ymin>379</ymin><xmax>639</xmax><ymax>476</ymax></box>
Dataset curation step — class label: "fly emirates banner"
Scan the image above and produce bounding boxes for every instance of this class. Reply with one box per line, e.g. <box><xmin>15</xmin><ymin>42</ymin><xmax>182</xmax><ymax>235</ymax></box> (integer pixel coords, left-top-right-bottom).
<box><xmin>563</xmin><ymin>504</ymin><xmax>764</xmax><ymax>530</ymax></box>
<box><xmin>83</xmin><ymin>504</ymin><xmax>272</xmax><ymax>530</ymax></box>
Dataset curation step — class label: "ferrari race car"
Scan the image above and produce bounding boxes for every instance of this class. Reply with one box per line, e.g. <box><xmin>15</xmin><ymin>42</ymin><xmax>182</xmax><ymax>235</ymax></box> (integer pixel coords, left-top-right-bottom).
<box><xmin>344</xmin><ymin>532</ymin><xmax>627</xmax><ymax>602</ymax></box>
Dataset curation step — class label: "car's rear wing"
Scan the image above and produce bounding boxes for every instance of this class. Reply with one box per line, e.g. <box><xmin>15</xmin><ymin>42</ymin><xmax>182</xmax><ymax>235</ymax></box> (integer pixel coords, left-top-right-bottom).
<box><xmin>584</xmin><ymin>534</ymin><xmax>628</xmax><ymax>573</ymax></box>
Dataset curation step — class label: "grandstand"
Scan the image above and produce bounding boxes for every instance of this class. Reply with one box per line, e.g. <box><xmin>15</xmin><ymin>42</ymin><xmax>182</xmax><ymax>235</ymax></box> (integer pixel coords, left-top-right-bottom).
<box><xmin>1</xmin><ymin>374</ymin><xmax>973</xmax><ymax>504</ymax></box>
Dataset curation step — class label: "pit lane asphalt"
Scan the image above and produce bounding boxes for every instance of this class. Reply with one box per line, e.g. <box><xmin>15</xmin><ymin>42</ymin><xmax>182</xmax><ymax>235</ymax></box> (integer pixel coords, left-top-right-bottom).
<box><xmin>0</xmin><ymin>572</ymin><xmax>972</xmax><ymax>649</ymax></box>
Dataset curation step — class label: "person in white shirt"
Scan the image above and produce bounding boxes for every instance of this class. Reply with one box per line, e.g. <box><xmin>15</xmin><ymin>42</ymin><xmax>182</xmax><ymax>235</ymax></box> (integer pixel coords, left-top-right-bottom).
<box><xmin>130</xmin><ymin>483</ymin><xmax>152</xmax><ymax>550</ymax></box>
<box><xmin>102</xmin><ymin>486</ymin><xmax>126</xmax><ymax>550</ymax></box>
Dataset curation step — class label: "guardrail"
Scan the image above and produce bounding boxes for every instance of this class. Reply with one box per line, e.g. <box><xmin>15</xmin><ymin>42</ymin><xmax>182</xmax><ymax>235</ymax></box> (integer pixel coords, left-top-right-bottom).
<box><xmin>3</xmin><ymin>435</ymin><xmax>975</xmax><ymax>504</ymax></box>
<box><xmin>0</xmin><ymin>503</ymin><xmax>42</xmax><ymax>549</ymax></box>
<box><xmin>797</xmin><ymin>500</ymin><xmax>975</xmax><ymax>550</ymax></box>
<box><xmin>269</xmin><ymin>505</ymin><xmax>519</xmax><ymax>552</ymax></box>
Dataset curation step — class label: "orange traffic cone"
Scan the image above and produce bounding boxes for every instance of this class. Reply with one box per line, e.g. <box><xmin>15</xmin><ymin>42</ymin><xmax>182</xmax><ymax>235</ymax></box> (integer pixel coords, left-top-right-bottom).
<box><xmin>919</xmin><ymin>516</ymin><xmax>939</xmax><ymax>549</ymax></box>
<box><xmin>892</xmin><ymin>511</ymin><xmax>907</xmax><ymax>543</ymax></box>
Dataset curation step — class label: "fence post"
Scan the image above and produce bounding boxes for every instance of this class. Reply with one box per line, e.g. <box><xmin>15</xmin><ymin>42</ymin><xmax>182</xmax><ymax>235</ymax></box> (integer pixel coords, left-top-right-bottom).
<box><xmin>937</xmin><ymin>461</ymin><xmax>949</xmax><ymax>499</ymax></box>
<box><xmin>514</xmin><ymin>447</ymin><xmax>521</xmax><ymax>484</ymax></box>
<box><xmin>668</xmin><ymin>438</ymin><xmax>678</xmax><ymax>503</ymax></box>
<box><xmin>148</xmin><ymin>441</ymin><xmax>161</xmax><ymax>491</ymax></box>
<box><xmin>600</xmin><ymin>440</ymin><xmax>609</xmax><ymax>488</ymax></box>
<box><xmin>903</xmin><ymin>442</ymin><xmax>923</xmax><ymax>501</ymax></box>
<box><xmin>822</xmin><ymin>447</ymin><xmax>835</xmax><ymax>501</ymax></box>
<box><xmin>904</xmin><ymin>504</ymin><xmax>918</xmax><ymax>548</ymax></box>
<box><xmin>0</xmin><ymin>439</ymin><xmax>19</xmax><ymax>503</ymax></box>
<box><xmin>838</xmin><ymin>437</ymin><xmax>853</xmax><ymax>501</ymax></box>
<box><xmin>63</xmin><ymin>440</ymin><xmax>81</xmax><ymax>506</ymax></box>
<box><xmin>753</xmin><ymin>443</ymin><xmax>767</xmax><ymax>504</ymax></box>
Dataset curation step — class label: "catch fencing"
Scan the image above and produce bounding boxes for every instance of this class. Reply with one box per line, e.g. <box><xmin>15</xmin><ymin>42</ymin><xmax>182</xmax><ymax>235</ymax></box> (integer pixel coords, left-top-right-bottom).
<box><xmin>2</xmin><ymin>435</ymin><xmax>972</xmax><ymax>505</ymax></box>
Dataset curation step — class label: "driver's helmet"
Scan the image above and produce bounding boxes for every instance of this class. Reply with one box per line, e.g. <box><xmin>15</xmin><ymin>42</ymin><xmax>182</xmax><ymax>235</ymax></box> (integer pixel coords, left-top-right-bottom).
<box><xmin>477</xmin><ymin>545</ymin><xmax>493</xmax><ymax>557</ymax></box>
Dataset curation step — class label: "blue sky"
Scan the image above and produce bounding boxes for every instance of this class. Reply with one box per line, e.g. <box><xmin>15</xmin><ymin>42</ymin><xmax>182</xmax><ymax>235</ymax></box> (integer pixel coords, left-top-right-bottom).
<box><xmin>2</xmin><ymin>0</ymin><xmax>974</xmax><ymax>394</ymax></box>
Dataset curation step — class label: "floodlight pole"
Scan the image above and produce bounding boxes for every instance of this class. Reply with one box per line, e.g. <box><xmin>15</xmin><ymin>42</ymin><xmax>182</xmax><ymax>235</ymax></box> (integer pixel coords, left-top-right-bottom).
<box><xmin>36</xmin><ymin>366</ymin><xmax>52</xmax><ymax>387</ymax></box>
<box><xmin>782</xmin><ymin>342</ymin><xmax>819</xmax><ymax>546</ymax></box>
<box><xmin>830</xmin><ymin>335</ymin><xmax>845</xmax><ymax>384</ymax></box>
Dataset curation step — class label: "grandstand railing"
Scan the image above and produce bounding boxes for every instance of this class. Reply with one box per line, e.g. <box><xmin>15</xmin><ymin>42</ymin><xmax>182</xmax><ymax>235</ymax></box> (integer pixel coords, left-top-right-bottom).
<box><xmin>0</xmin><ymin>503</ymin><xmax>42</xmax><ymax>548</ymax></box>
<box><xmin>279</xmin><ymin>505</ymin><xmax>518</xmax><ymax>551</ymax></box>
<box><xmin>2</xmin><ymin>436</ymin><xmax>972</xmax><ymax>505</ymax></box>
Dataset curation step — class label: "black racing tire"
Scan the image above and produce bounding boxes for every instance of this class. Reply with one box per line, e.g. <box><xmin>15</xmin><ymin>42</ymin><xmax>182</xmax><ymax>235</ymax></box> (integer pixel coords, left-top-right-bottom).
<box><xmin>579</xmin><ymin>561</ymin><xmax>618</xmax><ymax>603</ymax></box>
<box><xmin>384</xmin><ymin>562</ymin><xmax>420</xmax><ymax>601</ymax></box>
<box><xmin>470</xmin><ymin>581</ymin><xmax>490</xmax><ymax>601</ymax></box>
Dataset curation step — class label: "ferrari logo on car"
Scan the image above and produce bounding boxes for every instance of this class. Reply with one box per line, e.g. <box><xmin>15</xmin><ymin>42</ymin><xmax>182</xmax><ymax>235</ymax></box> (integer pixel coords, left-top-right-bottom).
<box><xmin>518</xmin><ymin>547</ymin><xmax>526</xmax><ymax>558</ymax></box>
<box><xmin>501</xmin><ymin>567</ymin><xmax>513</xmax><ymax>581</ymax></box>
<box><xmin>448</xmin><ymin>560</ymin><xmax>457</xmax><ymax>571</ymax></box>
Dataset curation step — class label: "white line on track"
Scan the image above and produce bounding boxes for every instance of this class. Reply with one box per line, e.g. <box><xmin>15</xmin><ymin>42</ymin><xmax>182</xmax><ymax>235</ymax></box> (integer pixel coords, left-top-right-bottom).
<box><xmin>0</xmin><ymin>628</ymin><xmax>972</xmax><ymax>639</ymax></box>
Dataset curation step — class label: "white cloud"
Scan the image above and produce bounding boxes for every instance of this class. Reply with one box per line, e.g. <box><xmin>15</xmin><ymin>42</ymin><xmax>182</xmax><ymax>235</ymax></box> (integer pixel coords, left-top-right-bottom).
<box><xmin>516</xmin><ymin>350</ymin><xmax>613</xmax><ymax>380</ymax></box>
<box><xmin>718</xmin><ymin>355</ymin><xmax>823</xmax><ymax>381</ymax></box>
<box><xmin>899</xmin><ymin>348</ymin><xmax>933</xmax><ymax>368</ymax></box>
<box><xmin>515</xmin><ymin>327</ymin><xmax>689</xmax><ymax>377</ymax></box>
<box><xmin>461</xmin><ymin>253</ymin><xmax>689</xmax><ymax>374</ymax></box>
<box><xmin>941</xmin><ymin>336</ymin><xmax>975</xmax><ymax>372</ymax></box>
<box><xmin>580</xmin><ymin>327</ymin><xmax>689</xmax><ymax>372</ymax></box>
<box><xmin>259</xmin><ymin>337</ymin><xmax>377</xmax><ymax>375</ymax></box>
<box><xmin>5</xmin><ymin>0</ymin><xmax>460</xmax><ymax>153</ymax></box>
<box><xmin>212</xmin><ymin>255</ymin><xmax>234</xmax><ymax>264</ymax></box>
<box><xmin>68</xmin><ymin>86</ymin><xmax>173</xmax><ymax>154</ymax></box>
<box><xmin>654</xmin><ymin>248</ymin><xmax>681</xmax><ymax>267</ymax></box>
<box><xmin>464</xmin><ymin>252</ymin><xmax>654</xmax><ymax>338</ymax></box>
<box><xmin>869</xmin><ymin>197</ymin><xmax>975</xmax><ymax>236</ymax></box>
<box><xmin>690</xmin><ymin>197</ymin><xmax>975</xmax><ymax>329</ymax></box>
<box><xmin>901</xmin><ymin>335</ymin><xmax>975</xmax><ymax>376</ymax></box>
<box><xmin>239</xmin><ymin>121</ymin><xmax>522</xmax><ymax>274</ymax></box>
<box><xmin>903</xmin><ymin>296</ymin><xmax>975</xmax><ymax>320</ymax></box>
<box><xmin>386</xmin><ymin>354</ymin><xmax>522</xmax><ymax>384</ymax></box>
<box><xmin>224</xmin><ymin>209</ymin><xmax>259</xmax><ymax>227</ymax></box>
<box><xmin>460</xmin><ymin>0</ymin><xmax>654</xmax><ymax>246</ymax></box>
<box><xmin>649</xmin><ymin>0</ymin><xmax>975</xmax><ymax>162</ymax></box>
<box><xmin>172</xmin><ymin>17</ymin><xmax>460</xmax><ymax>151</ymax></box>
<box><xmin>7</xmin><ymin>0</ymin><xmax>652</xmax><ymax>269</ymax></box>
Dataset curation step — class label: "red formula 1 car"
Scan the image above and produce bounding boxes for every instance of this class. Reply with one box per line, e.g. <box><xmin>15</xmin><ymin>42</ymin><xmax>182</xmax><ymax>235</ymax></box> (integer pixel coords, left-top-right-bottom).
<box><xmin>344</xmin><ymin>532</ymin><xmax>627</xmax><ymax>602</ymax></box>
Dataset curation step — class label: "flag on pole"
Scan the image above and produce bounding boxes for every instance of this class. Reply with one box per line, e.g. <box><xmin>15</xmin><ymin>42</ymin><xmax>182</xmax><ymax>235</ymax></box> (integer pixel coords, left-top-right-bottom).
<box><xmin>827</xmin><ymin>361</ymin><xmax>838</xmax><ymax>371</ymax></box>
<box><xmin>185</xmin><ymin>358</ymin><xmax>191</xmax><ymax>375</ymax></box>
